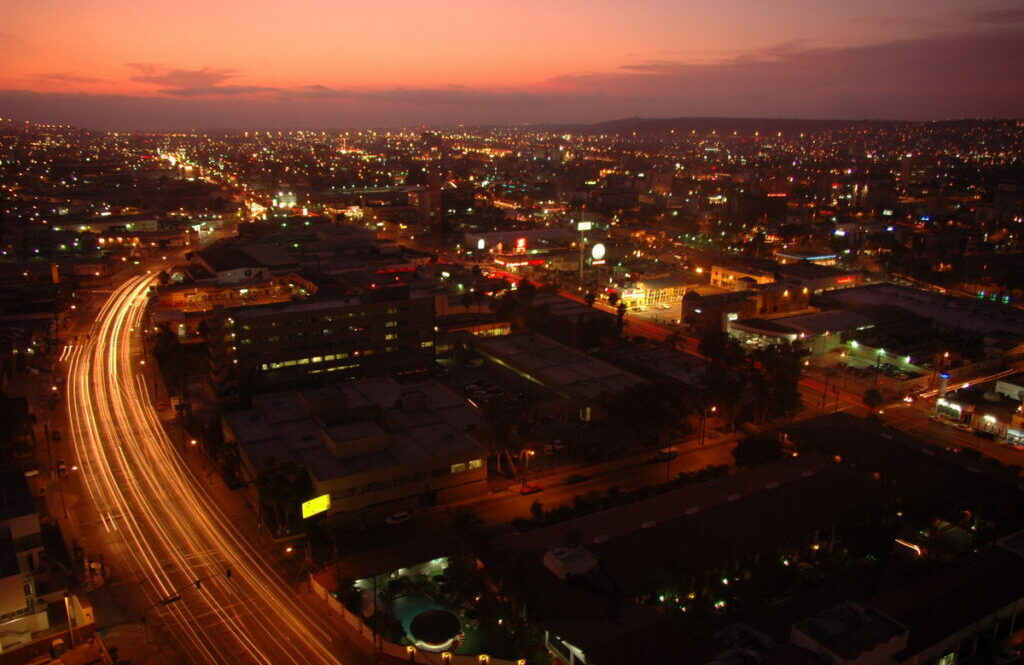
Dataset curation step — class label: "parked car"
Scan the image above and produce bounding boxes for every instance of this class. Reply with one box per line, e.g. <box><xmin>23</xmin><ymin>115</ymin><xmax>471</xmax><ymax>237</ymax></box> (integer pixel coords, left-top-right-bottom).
<box><xmin>384</xmin><ymin>510</ymin><xmax>411</xmax><ymax>525</ymax></box>
<box><xmin>51</xmin><ymin>430</ymin><xmax>61</xmax><ymax>441</ymax></box>
<box><xmin>647</xmin><ymin>450</ymin><xmax>678</xmax><ymax>464</ymax></box>
<box><xmin>56</xmin><ymin>460</ymin><xmax>67</xmax><ymax>478</ymax></box>
<box><xmin>519</xmin><ymin>483</ymin><xmax>544</xmax><ymax>495</ymax></box>
<box><xmin>562</xmin><ymin>474</ymin><xmax>589</xmax><ymax>485</ymax></box>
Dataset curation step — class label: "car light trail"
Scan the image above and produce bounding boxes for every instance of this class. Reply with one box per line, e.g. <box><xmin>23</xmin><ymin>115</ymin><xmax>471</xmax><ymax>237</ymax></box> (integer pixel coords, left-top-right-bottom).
<box><xmin>66</xmin><ymin>272</ymin><xmax>345</xmax><ymax>665</ymax></box>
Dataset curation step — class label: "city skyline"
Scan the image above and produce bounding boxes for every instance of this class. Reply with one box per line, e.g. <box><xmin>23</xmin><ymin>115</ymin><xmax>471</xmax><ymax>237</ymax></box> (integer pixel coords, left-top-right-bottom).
<box><xmin>2</xmin><ymin>0</ymin><xmax>1024</xmax><ymax>129</ymax></box>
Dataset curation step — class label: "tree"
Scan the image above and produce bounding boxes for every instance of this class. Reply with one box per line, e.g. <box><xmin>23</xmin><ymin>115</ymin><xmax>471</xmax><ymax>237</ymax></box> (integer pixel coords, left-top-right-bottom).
<box><xmin>748</xmin><ymin>342</ymin><xmax>806</xmax><ymax>423</ymax></box>
<box><xmin>335</xmin><ymin>573</ymin><xmax>364</xmax><ymax>614</ymax></box>
<box><xmin>607</xmin><ymin>291</ymin><xmax>620</xmax><ymax>307</ymax></box>
<box><xmin>863</xmin><ymin>388</ymin><xmax>884</xmax><ymax>410</ymax></box>
<box><xmin>732</xmin><ymin>433</ymin><xmax>784</xmax><ymax>468</ymax></box>
<box><xmin>255</xmin><ymin>457</ymin><xmax>313</xmax><ymax>534</ymax></box>
<box><xmin>516</xmin><ymin>279</ymin><xmax>537</xmax><ymax>304</ymax></box>
<box><xmin>448</xmin><ymin>506</ymin><xmax>485</xmax><ymax>558</ymax></box>
<box><xmin>529</xmin><ymin>500</ymin><xmax>545</xmax><ymax>522</ymax></box>
<box><xmin>584</xmin><ymin>291</ymin><xmax>596</xmax><ymax>307</ymax></box>
<box><xmin>603</xmin><ymin>380</ymin><xmax>693</xmax><ymax>443</ymax></box>
<box><xmin>841</xmin><ymin>521</ymin><xmax>895</xmax><ymax>560</ymax></box>
<box><xmin>615</xmin><ymin>302</ymin><xmax>627</xmax><ymax>329</ymax></box>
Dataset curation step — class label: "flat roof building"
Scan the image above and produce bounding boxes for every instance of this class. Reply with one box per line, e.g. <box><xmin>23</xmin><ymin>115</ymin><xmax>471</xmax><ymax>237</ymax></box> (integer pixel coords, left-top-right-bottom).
<box><xmin>225</xmin><ymin>376</ymin><xmax>489</xmax><ymax>516</ymax></box>
<box><xmin>474</xmin><ymin>333</ymin><xmax>645</xmax><ymax>416</ymax></box>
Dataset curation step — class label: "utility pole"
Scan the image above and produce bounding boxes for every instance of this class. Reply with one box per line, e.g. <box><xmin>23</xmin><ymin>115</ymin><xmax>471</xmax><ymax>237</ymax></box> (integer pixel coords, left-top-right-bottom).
<box><xmin>577</xmin><ymin>221</ymin><xmax>592</xmax><ymax>286</ymax></box>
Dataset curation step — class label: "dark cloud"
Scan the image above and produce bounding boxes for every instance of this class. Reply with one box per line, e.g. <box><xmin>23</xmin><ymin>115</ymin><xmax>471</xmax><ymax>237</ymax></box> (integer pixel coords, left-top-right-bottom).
<box><xmin>39</xmin><ymin>73</ymin><xmax>108</xmax><ymax>84</ymax></box>
<box><xmin>962</xmin><ymin>8</ymin><xmax>1024</xmax><ymax>23</ymax></box>
<box><xmin>128</xmin><ymin>64</ymin><xmax>235</xmax><ymax>89</ymax></box>
<box><xmin>552</xmin><ymin>29</ymin><xmax>1024</xmax><ymax>120</ymax></box>
<box><xmin>1</xmin><ymin>28</ymin><xmax>1021</xmax><ymax>129</ymax></box>
<box><xmin>159</xmin><ymin>84</ymin><xmax>280</xmax><ymax>97</ymax></box>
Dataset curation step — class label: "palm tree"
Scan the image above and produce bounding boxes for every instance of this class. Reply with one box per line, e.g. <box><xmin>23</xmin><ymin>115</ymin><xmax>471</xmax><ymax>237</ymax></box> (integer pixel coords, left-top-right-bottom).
<box><xmin>255</xmin><ymin>457</ymin><xmax>313</xmax><ymax>534</ymax></box>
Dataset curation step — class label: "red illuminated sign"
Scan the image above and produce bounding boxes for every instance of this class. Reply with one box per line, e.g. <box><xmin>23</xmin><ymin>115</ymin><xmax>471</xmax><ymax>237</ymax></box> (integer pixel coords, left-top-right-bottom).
<box><xmin>836</xmin><ymin>276</ymin><xmax>855</xmax><ymax>284</ymax></box>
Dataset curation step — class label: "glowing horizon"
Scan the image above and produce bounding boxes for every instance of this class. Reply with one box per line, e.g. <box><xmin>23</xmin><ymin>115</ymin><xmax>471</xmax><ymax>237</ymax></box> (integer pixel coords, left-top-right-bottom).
<box><xmin>2</xmin><ymin>0</ymin><xmax>1023</xmax><ymax>128</ymax></box>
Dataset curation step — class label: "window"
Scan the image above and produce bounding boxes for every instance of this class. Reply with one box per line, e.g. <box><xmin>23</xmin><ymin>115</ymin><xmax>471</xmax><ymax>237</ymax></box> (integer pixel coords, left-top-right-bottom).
<box><xmin>385</xmin><ymin>333</ymin><xmax>397</xmax><ymax>340</ymax></box>
<box><xmin>385</xmin><ymin>321</ymin><xmax>398</xmax><ymax>328</ymax></box>
<box><xmin>420</xmin><ymin>340</ymin><xmax>434</xmax><ymax>348</ymax></box>
<box><xmin>467</xmin><ymin>459</ymin><xmax>483</xmax><ymax>470</ymax></box>
<box><xmin>450</xmin><ymin>462</ymin><xmax>467</xmax><ymax>474</ymax></box>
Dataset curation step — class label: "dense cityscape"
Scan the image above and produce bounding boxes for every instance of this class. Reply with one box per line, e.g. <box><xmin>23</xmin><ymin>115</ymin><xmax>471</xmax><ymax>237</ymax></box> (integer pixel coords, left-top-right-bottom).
<box><xmin>2</xmin><ymin>2</ymin><xmax>1024</xmax><ymax>665</ymax></box>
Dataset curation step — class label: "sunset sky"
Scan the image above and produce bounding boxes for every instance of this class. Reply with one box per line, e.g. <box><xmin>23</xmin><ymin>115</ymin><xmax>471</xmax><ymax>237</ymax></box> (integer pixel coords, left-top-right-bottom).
<box><xmin>2</xmin><ymin>0</ymin><xmax>1023</xmax><ymax>129</ymax></box>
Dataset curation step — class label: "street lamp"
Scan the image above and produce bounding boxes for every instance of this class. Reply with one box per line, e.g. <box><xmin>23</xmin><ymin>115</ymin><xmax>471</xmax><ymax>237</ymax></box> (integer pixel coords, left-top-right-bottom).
<box><xmin>519</xmin><ymin>449</ymin><xmax>535</xmax><ymax>488</ymax></box>
<box><xmin>700</xmin><ymin>405</ymin><xmax>717</xmax><ymax>447</ymax></box>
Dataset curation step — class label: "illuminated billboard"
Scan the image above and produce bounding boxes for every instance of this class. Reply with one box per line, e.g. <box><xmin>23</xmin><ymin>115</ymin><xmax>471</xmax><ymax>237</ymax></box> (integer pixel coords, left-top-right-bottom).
<box><xmin>301</xmin><ymin>494</ymin><xmax>330</xmax><ymax>519</ymax></box>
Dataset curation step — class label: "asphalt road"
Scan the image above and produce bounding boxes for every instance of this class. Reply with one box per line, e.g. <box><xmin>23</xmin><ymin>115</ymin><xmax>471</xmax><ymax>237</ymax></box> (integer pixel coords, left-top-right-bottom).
<box><xmin>64</xmin><ymin>271</ymin><xmax>355</xmax><ymax>665</ymax></box>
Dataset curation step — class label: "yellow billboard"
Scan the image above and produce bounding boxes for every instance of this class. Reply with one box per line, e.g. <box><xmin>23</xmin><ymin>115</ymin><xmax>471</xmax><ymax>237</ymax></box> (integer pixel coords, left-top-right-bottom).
<box><xmin>301</xmin><ymin>494</ymin><xmax>330</xmax><ymax>519</ymax></box>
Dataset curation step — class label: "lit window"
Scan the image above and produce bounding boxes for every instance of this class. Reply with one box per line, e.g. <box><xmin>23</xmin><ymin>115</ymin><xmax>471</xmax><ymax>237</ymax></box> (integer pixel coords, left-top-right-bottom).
<box><xmin>450</xmin><ymin>463</ymin><xmax>467</xmax><ymax>474</ymax></box>
<box><xmin>420</xmin><ymin>340</ymin><xmax>434</xmax><ymax>348</ymax></box>
<box><xmin>468</xmin><ymin>459</ymin><xmax>483</xmax><ymax>470</ymax></box>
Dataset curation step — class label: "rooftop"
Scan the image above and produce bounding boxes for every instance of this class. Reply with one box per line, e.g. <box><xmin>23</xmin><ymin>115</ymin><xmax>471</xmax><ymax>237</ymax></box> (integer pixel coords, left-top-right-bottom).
<box><xmin>821</xmin><ymin>283</ymin><xmax>1024</xmax><ymax>336</ymax></box>
<box><xmin>794</xmin><ymin>603</ymin><xmax>905</xmax><ymax>660</ymax></box>
<box><xmin>734</xmin><ymin>309</ymin><xmax>874</xmax><ymax>337</ymax></box>
<box><xmin>494</xmin><ymin>457</ymin><xmax>875</xmax><ymax>594</ymax></box>
<box><xmin>0</xmin><ymin>469</ymin><xmax>36</xmax><ymax>522</ymax></box>
<box><xmin>475</xmin><ymin>333</ymin><xmax>644</xmax><ymax>401</ymax></box>
<box><xmin>225</xmin><ymin>376</ymin><xmax>487</xmax><ymax>483</ymax></box>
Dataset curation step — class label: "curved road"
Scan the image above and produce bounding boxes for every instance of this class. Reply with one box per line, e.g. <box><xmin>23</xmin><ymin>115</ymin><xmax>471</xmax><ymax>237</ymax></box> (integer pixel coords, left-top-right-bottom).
<box><xmin>66</xmin><ymin>272</ymin><xmax>346</xmax><ymax>665</ymax></box>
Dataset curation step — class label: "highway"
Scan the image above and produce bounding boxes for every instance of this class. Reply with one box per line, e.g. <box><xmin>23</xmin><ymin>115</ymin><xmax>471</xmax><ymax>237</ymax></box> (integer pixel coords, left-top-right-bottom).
<box><xmin>65</xmin><ymin>272</ymin><xmax>349</xmax><ymax>665</ymax></box>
